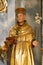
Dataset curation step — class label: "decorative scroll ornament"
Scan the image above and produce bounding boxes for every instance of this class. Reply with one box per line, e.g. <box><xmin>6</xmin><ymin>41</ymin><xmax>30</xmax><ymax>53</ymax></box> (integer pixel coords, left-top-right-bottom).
<box><xmin>0</xmin><ymin>0</ymin><xmax>8</xmax><ymax>12</ymax></box>
<box><xmin>35</xmin><ymin>13</ymin><xmax>42</xmax><ymax>24</ymax></box>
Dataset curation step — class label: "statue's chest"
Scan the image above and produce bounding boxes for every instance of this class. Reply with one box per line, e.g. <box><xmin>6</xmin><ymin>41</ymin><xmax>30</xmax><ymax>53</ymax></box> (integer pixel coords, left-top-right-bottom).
<box><xmin>16</xmin><ymin>27</ymin><xmax>30</xmax><ymax>42</ymax></box>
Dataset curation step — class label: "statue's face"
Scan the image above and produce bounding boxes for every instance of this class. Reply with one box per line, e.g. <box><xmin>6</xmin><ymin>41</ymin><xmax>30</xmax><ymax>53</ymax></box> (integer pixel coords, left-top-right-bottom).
<box><xmin>16</xmin><ymin>13</ymin><xmax>26</xmax><ymax>23</ymax></box>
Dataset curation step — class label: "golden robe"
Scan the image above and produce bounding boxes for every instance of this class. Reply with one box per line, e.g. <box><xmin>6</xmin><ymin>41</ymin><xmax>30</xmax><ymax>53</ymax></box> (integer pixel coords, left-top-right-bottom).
<box><xmin>9</xmin><ymin>22</ymin><xmax>35</xmax><ymax>65</ymax></box>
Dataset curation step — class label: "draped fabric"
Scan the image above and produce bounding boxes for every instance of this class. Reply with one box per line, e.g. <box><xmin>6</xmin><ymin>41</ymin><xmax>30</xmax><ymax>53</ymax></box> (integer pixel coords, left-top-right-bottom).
<box><xmin>8</xmin><ymin>21</ymin><xmax>35</xmax><ymax>65</ymax></box>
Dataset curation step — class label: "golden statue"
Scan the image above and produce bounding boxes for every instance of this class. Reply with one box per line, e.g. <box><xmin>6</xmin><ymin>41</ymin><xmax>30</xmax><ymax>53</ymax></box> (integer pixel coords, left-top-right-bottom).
<box><xmin>0</xmin><ymin>8</ymin><xmax>39</xmax><ymax>65</ymax></box>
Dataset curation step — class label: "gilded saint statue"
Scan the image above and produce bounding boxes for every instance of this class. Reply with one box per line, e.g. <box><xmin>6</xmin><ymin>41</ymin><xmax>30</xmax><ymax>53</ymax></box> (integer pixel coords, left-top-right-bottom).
<box><xmin>0</xmin><ymin>8</ymin><xmax>39</xmax><ymax>65</ymax></box>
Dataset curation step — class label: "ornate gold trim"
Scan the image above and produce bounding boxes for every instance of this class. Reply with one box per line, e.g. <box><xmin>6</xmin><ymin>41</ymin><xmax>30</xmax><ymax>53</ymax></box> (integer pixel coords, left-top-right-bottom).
<box><xmin>0</xmin><ymin>0</ymin><xmax>8</xmax><ymax>12</ymax></box>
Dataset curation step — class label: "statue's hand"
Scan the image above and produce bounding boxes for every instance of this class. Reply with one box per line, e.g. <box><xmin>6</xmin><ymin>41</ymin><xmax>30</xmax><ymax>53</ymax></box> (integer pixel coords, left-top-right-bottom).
<box><xmin>32</xmin><ymin>40</ymin><xmax>39</xmax><ymax>47</ymax></box>
<box><xmin>6</xmin><ymin>36</ymin><xmax>17</xmax><ymax>42</ymax></box>
<box><xmin>4</xmin><ymin>36</ymin><xmax>17</xmax><ymax>45</ymax></box>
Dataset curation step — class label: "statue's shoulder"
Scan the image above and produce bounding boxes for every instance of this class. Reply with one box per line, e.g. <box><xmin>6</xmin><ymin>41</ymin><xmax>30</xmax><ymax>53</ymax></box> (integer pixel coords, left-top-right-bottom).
<box><xmin>28</xmin><ymin>24</ymin><xmax>33</xmax><ymax>30</ymax></box>
<box><xmin>10</xmin><ymin>24</ymin><xmax>18</xmax><ymax>32</ymax></box>
<box><xmin>26</xmin><ymin>22</ymin><xmax>33</xmax><ymax>30</ymax></box>
<box><xmin>25</xmin><ymin>22</ymin><xmax>35</xmax><ymax>34</ymax></box>
<box><xmin>9</xmin><ymin>24</ymin><xmax>18</xmax><ymax>37</ymax></box>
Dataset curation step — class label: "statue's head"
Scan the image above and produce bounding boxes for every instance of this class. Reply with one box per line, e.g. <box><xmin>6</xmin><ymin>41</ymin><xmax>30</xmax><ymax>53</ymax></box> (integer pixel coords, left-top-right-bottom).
<box><xmin>15</xmin><ymin>8</ymin><xmax>26</xmax><ymax>25</ymax></box>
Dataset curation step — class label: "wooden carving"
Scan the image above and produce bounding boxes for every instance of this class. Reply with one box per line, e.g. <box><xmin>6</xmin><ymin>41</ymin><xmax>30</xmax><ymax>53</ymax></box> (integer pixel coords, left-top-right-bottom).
<box><xmin>0</xmin><ymin>0</ymin><xmax>8</xmax><ymax>12</ymax></box>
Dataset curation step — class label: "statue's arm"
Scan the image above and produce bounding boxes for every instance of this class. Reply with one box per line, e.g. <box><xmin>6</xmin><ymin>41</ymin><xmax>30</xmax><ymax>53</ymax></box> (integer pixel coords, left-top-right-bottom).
<box><xmin>0</xmin><ymin>27</ymin><xmax>17</xmax><ymax>52</ymax></box>
<box><xmin>28</xmin><ymin>26</ymin><xmax>36</xmax><ymax>47</ymax></box>
<box><xmin>0</xmin><ymin>26</ymin><xmax>17</xmax><ymax>63</ymax></box>
<box><xmin>30</xmin><ymin>27</ymin><xmax>38</xmax><ymax>47</ymax></box>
